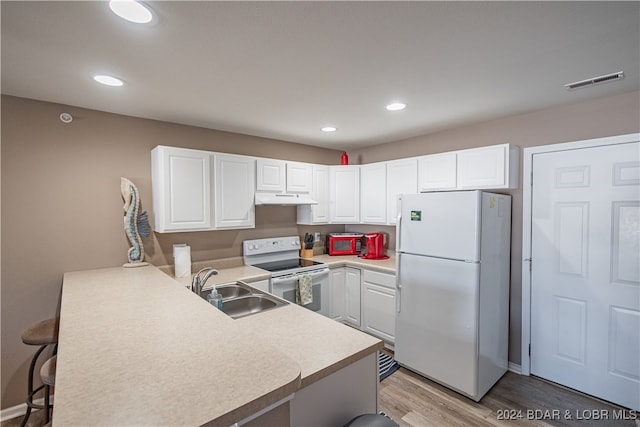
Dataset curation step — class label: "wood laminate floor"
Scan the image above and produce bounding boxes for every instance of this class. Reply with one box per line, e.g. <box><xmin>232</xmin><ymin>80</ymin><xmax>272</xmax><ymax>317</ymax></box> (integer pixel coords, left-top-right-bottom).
<box><xmin>379</xmin><ymin>364</ymin><xmax>638</xmax><ymax>427</ymax></box>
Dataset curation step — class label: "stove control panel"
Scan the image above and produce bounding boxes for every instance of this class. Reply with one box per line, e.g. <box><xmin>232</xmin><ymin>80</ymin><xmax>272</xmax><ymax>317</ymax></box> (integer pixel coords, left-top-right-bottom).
<box><xmin>243</xmin><ymin>236</ymin><xmax>301</xmax><ymax>255</ymax></box>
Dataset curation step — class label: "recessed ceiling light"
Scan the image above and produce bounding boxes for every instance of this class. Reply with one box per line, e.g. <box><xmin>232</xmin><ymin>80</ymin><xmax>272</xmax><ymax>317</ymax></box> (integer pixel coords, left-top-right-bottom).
<box><xmin>93</xmin><ymin>75</ymin><xmax>124</xmax><ymax>87</ymax></box>
<box><xmin>321</xmin><ymin>126</ymin><xmax>337</xmax><ymax>132</ymax></box>
<box><xmin>386</xmin><ymin>102</ymin><xmax>406</xmax><ymax>111</ymax></box>
<box><xmin>109</xmin><ymin>0</ymin><xmax>153</xmax><ymax>24</ymax></box>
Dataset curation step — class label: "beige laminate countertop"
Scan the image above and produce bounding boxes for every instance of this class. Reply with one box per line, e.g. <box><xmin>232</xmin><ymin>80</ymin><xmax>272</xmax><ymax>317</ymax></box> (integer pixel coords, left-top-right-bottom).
<box><xmin>55</xmin><ymin>264</ymin><xmax>382</xmax><ymax>426</ymax></box>
<box><xmin>312</xmin><ymin>253</ymin><xmax>396</xmax><ymax>274</ymax></box>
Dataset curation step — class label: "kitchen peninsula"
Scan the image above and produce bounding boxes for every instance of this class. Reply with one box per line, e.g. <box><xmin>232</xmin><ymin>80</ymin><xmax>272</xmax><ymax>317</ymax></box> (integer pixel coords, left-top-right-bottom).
<box><xmin>54</xmin><ymin>264</ymin><xmax>382</xmax><ymax>426</ymax></box>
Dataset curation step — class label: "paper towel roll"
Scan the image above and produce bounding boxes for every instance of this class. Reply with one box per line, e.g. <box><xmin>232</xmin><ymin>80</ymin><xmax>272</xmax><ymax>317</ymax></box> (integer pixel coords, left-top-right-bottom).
<box><xmin>173</xmin><ymin>244</ymin><xmax>191</xmax><ymax>278</ymax></box>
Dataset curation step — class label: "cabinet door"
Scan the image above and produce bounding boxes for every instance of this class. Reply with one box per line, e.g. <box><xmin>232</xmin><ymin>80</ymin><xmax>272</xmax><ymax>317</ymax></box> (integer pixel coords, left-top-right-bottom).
<box><xmin>214</xmin><ymin>154</ymin><xmax>255</xmax><ymax>229</ymax></box>
<box><xmin>345</xmin><ymin>267</ymin><xmax>361</xmax><ymax>327</ymax></box>
<box><xmin>256</xmin><ymin>158</ymin><xmax>286</xmax><ymax>192</ymax></box>
<box><xmin>330</xmin><ymin>166</ymin><xmax>360</xmax><ymax>223</ymax></box>
<box><xmin>297</xmin><ymin>165</ymin><xmax>330</xmax><ymax>225</ymax></box>
<box><xmin>151</xmin><ymin>146</ymin><xmax>212</xmax><ymax>232</ymax></box>
<box><xmin>361</xmin><ymin>163</ymin><xmax>387</xmax><ymax>224</ymax></box>
<box><xmin>286</xmin><ymin>161</ymin><xmax>312</xmax><ymax>193</ymax></box>
<box><xmin>386</xmin><ymin>158</ymin><xmax>418</xmax><ymax>225</ymax></box>
<box><xmin>330</xmin><ymin>268</ymin><xmax>346</xmax><ymax>321</ymax></box>
<box><xmin>457</xmin><ymin>145</ymin><xmax>506</xmax><ymax>189</ymax></box>
<box><xmin>418</xmin><ymin>152</ymin><xmax>457</xmax><ymax>191</ymax></box>
<box><xmin>362</xmin><ymin>271</ymin><xmax>396</xmax><ymax>343</ymax></box>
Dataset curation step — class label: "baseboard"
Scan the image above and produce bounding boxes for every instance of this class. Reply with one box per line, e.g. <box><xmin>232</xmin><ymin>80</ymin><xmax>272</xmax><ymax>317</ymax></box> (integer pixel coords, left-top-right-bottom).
<box><xmin>0</xmin><ymin>396</ymin><xmax>54</xmax><ymax>422</ymax></box>
<box><xmin>508</xmin><ymin>362</ymin><xmax>522</xmax><ymax>375</ymax></box>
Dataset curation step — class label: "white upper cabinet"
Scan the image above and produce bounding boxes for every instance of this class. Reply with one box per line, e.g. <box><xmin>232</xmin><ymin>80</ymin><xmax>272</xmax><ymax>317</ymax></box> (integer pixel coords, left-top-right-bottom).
<box><xmin>257</xmin><ymin>158</ymin><xmax>312</xmax><ymax>194</ymax></box>
<box><xmin>151</xmin><ymin>146</ymin><xmax>212</xmax><ymax>232</ymax></box>
<box><xmin>457</xmin><ymin>144</ymin><xmax>519</xmax><ymax>189</ymax></box>
<box><xmin>214</xmin><ymin>154</ymin><xmax>255</xmax><ymax>229</ymax></box>
<box><xmin>297</xmin><ymin>165</ymin><xmax>330</xmax><ymax>225</ymax></box>
<box><xmin>256</xmin><ymin>158</ymin><xmax>286</xmax><ymax>192</ymax></box>
<box><xmin>418</xmin><ymin>152</ymin><xmax>457</xmax><ymax>191</ymax></box>
<box><xmin>286</xmin><ymin>161</ymin><xmax>312</xmax><ymax>193</ymax></box>
<box><xmin>330</xmin><ymin>165</ymin><xmax>360</xmax><ymax>224</ymax></box>
<box><xmin>360</xmin><ymin>163</ymin><xmax>387</xmax><ymax>224</ymax></box>
<box><xmin>386</xmin><ymin>158</ymin><xmax>418</xmax><ymax>225</ymax></box>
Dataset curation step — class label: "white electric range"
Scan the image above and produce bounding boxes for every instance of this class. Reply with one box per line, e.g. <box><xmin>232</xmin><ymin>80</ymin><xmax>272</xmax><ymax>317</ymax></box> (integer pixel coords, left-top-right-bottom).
<box><xmin>243</xmin><ymin>236</ymin><xmax>329</xmax><ymax>316</ymax></box>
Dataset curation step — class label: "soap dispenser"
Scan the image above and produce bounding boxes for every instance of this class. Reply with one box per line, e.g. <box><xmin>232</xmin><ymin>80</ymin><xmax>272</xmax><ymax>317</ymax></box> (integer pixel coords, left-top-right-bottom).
<box><xmin>207</xmin><ymin>288</ymin><xmax>223</xmax><ymax>310</ymax></box>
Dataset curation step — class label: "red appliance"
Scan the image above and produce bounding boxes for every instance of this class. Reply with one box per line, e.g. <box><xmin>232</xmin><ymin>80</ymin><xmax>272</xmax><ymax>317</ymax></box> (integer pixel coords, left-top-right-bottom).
<box><xmin>327</xmin><ymin>233</ymin><xmax>363</xmax><ymax>256</ymax></box>
<box><xmin>361</xmin><ymin>233</ymin><xmax>389</xmax><ymax>260</ymax></box>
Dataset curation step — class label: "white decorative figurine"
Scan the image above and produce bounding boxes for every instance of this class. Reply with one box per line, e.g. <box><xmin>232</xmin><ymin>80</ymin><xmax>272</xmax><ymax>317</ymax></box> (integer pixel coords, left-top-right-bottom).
<box><xmin>120</xmin><ymin>177</ymin><xmax>151</xmax><ymax>267</ymax></box>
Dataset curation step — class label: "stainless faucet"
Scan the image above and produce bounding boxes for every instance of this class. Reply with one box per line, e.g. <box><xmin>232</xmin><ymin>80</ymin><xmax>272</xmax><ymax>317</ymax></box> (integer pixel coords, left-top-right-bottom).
<box><xmin>191</xmin><ymin>267</ymin><xmax>219</xmax><ymax>295</ymax></box>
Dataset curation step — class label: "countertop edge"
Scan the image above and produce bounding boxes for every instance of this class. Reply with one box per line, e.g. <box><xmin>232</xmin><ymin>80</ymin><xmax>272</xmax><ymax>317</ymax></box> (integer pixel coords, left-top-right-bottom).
<box><xmin>209</xmin><ymin>372</ymin><xmax>302</xmax><ymax>427</ymax></box>
<box><xmin>300</xmin><ymin>341</ymin><xmax>384</xmax><ymax>388</ymax></box>
<box><xmin>313</xmin><ymin>255</ymin><xmax>396</xmax><ymax>274</ymax></box>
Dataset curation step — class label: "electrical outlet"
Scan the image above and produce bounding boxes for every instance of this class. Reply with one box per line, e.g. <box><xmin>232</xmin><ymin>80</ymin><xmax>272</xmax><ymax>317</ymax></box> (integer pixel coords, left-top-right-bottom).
<box><xmin>314</xmin><ymin>232</ymin><xmax>320</xmax><ymax>242</ymax></box>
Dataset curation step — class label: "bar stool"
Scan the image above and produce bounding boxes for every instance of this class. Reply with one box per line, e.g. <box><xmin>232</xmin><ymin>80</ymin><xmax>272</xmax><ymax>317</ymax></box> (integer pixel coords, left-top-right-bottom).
<box><xmin>20</xmin><ymin>318</ymin><xmax>59</xmax><ymax>427</ymax></box>
<box><xmin>40</xmin><ymin>355</ymin><xmax>56</xmax><ymax>424</ymax></box>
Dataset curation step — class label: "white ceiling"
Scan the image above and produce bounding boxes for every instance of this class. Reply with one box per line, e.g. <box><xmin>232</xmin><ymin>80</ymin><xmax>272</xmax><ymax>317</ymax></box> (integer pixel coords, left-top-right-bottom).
<box><xmin>2</xmin><ymin>1</ymin><xmax>639</xmax><ymax>150</ymax></box>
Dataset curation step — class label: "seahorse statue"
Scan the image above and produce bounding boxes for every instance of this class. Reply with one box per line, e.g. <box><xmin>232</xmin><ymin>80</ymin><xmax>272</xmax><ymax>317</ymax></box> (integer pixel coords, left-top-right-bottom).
<box><xmin>121</xmin><ymin>177</ymin><xmax>151</xmax><ymax>267</ymax></box>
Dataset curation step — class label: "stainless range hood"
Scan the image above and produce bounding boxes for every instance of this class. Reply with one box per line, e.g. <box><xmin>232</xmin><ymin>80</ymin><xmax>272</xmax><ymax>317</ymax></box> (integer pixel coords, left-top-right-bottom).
<box><xmin>255</xmin><ymin>193</ymin><xmax>318</xmax><ymax>206</ymax></box>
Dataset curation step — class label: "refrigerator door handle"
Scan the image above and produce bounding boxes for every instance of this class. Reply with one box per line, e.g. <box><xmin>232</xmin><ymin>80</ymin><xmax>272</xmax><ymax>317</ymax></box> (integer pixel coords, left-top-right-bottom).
<box><xmin>395</xmin><ymin>252</ymin><xmax>401</xmax><ymax>313</ymax></box>
<box><xmin>396</xmin><ymin>210</ymin><xmax>402</xmax><ymax>253</ymax></box>
<box><xmin>395</xmin><ymin>210</ymin><xmax>402</xmax><ymax>313</ymax></box>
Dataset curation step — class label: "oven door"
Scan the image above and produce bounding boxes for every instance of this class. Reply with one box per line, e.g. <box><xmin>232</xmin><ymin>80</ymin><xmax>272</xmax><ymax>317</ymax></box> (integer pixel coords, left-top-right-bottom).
<box><xmin>270</xmin><ymin>269</ymin><xmax>330</xmax><ymax>317</ymax></box>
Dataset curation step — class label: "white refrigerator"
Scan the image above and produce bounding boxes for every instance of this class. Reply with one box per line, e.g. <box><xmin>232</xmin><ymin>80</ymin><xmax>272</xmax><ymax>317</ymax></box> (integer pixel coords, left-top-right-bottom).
<box><xmin>395</xmin><ymin>190</ymin><xmax>511</xmax><ymax>401</ymax></box>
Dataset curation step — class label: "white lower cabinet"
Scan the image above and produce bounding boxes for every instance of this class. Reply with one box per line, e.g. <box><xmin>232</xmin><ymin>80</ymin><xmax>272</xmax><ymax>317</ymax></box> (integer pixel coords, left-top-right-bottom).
<box><xmin>345</xmin><ymin>267</ymin><xmax>361</xmax><ymax>327</ymax></box>
<box><xmin>329</xmin><ymin>266</ymin><xmax>396</xmax><ymax>344</ymax></box>
<box><xmin>329</xmin><ymin>268</ymin><xmax>346</xmax><ymax>321</ymax></box>
<box><xmin>329</xmin><ymin>266</ymin><xmax>361</xmax><ymax>326</ymax></box>
<box><xmin>361</xmin><ymin>269</ymin><xmax>396</xmax><ymax>343</ymax></box>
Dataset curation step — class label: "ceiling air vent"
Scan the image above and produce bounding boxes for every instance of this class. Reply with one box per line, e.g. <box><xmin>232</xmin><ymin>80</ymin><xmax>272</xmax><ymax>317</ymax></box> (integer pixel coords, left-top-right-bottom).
<box><xmin>564</xmin><ymin>71</ymin><xmax>624</xmax><ymax>90</ymax></box>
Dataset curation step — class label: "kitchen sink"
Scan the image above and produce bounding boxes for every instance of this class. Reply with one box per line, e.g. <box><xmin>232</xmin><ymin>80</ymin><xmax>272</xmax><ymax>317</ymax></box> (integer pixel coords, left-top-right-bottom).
<box><xmin>199</xmin><ymin>281</ymin><xmax>287</xmax><ymax>319</ymax></box>
<box><xmin>201</xmin><ymin>282</ymin><xmax>252</xmax><ymax>301</ymax></box>
<box><xmin>221</xmin><ymin>294</ymin><xmax>286</xmax><ymax>319</ymax></box>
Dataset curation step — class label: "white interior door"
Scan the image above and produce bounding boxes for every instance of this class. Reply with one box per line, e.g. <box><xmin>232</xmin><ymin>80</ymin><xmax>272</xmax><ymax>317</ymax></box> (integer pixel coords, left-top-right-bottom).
<box><xmin>531</xmin><ymin>141</ymin><xmax>640</xmax><ymax>410</ymax></box>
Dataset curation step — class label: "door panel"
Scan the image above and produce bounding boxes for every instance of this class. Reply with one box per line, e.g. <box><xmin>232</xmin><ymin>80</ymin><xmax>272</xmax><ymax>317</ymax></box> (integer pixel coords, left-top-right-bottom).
<box><xmin>387</xmin><ymin>158</ymin><xmax>418</xmax><ymax>224</ymax></box>
<box><xmin>214</xmin><ymin>154</ymin><xmax>255</xmax><ymax>229</ymax></box>
<box><xmin>344</xmin><ymin>267</ymin><xmax>361</xmax><ymax>326</ymax></box>
<box><xmin>531</xmin><ymin>141</ymin><xmax>640</xmax><ymax>410</ymax></box>
<box><xmin>362</xmin><ymin>282</ymin><xmax>395</xmax><ymax>342</ymax></box>
<box><xmin>329</xmin><ymin>268</ymin><xmax>345</xmax><ymax>321</ymax></box>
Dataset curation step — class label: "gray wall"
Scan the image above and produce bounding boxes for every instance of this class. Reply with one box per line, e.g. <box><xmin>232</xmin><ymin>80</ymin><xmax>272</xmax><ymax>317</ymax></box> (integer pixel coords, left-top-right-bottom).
<box><xmin>2</xmin><ymin>90</ymin><xmax>639</xmax><ymax>409</ymax></box>
<box><xmin>347</xmin><ymin>90</ymin><xmax>640</xmax><ymax>366</ymax></box>
<box><xmin>0</xmin><ymin>95</ymin><xmax>344</xmax><ymax>408</ymax></box>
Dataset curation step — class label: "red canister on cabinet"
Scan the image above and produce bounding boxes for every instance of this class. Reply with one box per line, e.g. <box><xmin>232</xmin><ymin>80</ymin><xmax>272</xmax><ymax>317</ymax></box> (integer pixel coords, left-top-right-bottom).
<box><xmin>340</xmin><ymin>151</ymin><xmax>349</xmax><ymax>165</ymax></box>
